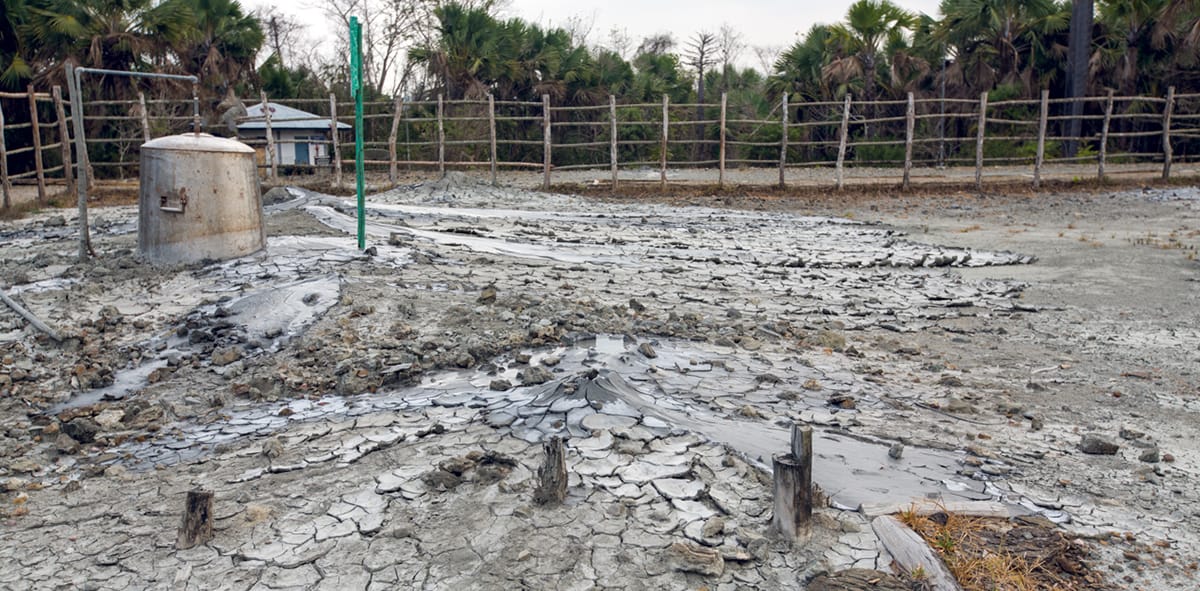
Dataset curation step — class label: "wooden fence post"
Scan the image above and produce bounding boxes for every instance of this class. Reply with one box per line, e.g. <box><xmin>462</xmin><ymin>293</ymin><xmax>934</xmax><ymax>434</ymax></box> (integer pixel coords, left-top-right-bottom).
<box><xmin>329</xmin><ymin>93</ymin><xmax>342</xmax><ymax>188</ymax></box>
<box><xmin>0</xmin><ymin>101</ymin><xmax>10</xmax><ymax>209</ymax></box>
<box><xmin>260</xmin><ymin>92</ymin><xmax>277</xmax><ymax>179</ymax></box>
<box><xmin>779</xmin><ymin>92</ymin><xmax>788</xmax><ymax>188</ymax></box>
<box><xmin>1162</xmin><ymin>86</ymin><xmax>1175</xmax><ymax>180</ymax></box>
<box><xmin>541</xmin><ymin>94</ymin><xmax>551</xmax><ymax>190</ymax></box>
<box><xmin>488</xmin><ymin>94</ymin><xmax>498</xmax><ymax>186</ymax></box>
<box><xmin>137</xmin><ymin>91</ymin><xmax>151</xmax><ymax>143</ymax></box>
<box><xmin>66</xmin><ymin>63</ymin><xmax>92</xmax><ymax>260</ymax></box>
<box><xmin>1034</xmin><ymin>89</ymin><xmax>1049</xmax><ymax>189</ymax></box>
<box><xmin>27</xmin><ymin>85</ymin><xmax>46</xmax><ymax>203</ymax></box>
<box><xmin>389</xmin><ymin>95</ymin><xmax>402</xmax><ymax>185</ymax></box>
<box><xmin>533</xmin><ymin>436</ymin><xmax>567</xmax><ymax>505</ymax></box>
<box><xmin>53</xmin><ymin>86</ymin><xmax>75</xmax><ymax>196</ymax></box>
<box><xmin>438</xmin><ymin>93</ymin><xmax>446</xmax><ymax>178</ymax></box>
<box><xmin>835</xmin><ymin>93</ymin><xmax>852</xmax><ymax>191</ymax></box>
<box><xmin>772</xmin><ymin>423</ymin><xmax>813</xmax><ymax>542</ymax></box>
<box><xmin>719</xmin><ymin>92</ymin><xmax>727</xmax><ymax>188</ymax></box>
<box><xmin>975</xmin><ymin>91</ymin><xmax>988</xmax><ymax>191</ymax></box>
<box><xmin>660</xmin><ymin>94</ymin><xmax>669</xmax><ymax>188</ymax></box>
<box><xmin>903</xmin><ymin>92</ymin><xmax>915</xmax><ymax>190</ymax></box>
<box><xmin>610</xmin><ymin>94</ymin><xmax>618</xmax><ymax>191</ymax></box>
<box><xmin>1099</xmin><ymin>90</ymin><xmax>1113</xmax><ymax>181</ymax></box>
<box><xmin>177</xmin><ymin>489</ymin><xmax>214</xmax><ymax>549</ymax></box>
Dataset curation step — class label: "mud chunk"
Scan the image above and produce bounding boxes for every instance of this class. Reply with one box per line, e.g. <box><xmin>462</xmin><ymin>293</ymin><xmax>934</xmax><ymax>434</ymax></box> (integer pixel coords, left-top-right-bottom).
<box><xmin>809</xmin><ymin>569</ymin><xmax>912</xmax><ymax>591</ymax></box>
<box><xmin>667</xmin><ymin>541</ymin><xmax>724</xmax><ymax>576</ymax></box>
<box><xmin>1078</xmin><ymin>434</ymin><xmax>1120</xmax><ymax>455</ymax></box>
<box><xmin>64</xmin><ymin>418</ymin><xmax>100</xmax><ymax>444</ymax></box>
<box><xmin>816</xmin><ymin>330</ymin><xmax>846</xmax><ymax>351</ymax></box>
<box><xmin>629</xmin><ymin>298</ymin><xmax>646</xmax><ymax>312</ymax></box>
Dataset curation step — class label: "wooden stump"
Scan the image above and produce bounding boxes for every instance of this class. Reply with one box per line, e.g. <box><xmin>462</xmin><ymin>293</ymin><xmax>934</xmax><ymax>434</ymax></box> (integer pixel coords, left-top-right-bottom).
<box><xmin>533</xmin><ymin>436</ymin><xmax>567</xmax><ymax>505</ymax></box>
<box><xmin>177</xmin><ymin>489</ymin><xmax>214</xmax><ymax>549</ymax></box>
<box><xmin>773</xmin><ymin>424</ymin><xmax>813</xmax><ymax>542</ymax></box>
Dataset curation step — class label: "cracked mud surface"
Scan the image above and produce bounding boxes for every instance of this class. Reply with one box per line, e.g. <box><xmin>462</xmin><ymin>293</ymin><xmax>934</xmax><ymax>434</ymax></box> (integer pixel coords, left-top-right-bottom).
<box><xmin>1</xmin><ymin>175</ymin><xmax>1198</xmax><ymax>590</ymax></box>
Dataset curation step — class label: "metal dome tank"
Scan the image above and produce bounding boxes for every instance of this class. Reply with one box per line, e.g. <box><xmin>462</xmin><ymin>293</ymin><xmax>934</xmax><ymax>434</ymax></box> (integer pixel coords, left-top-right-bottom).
<box><xmin>138</xmin><ymin>133</ymin><xmax>265</xmax><ymax>264</ymax></box>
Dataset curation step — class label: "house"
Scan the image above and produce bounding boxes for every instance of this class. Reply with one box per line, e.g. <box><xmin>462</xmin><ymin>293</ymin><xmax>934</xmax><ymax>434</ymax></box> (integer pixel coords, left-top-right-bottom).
<box><xmin>237</xmin><ymin>102</ymin><xmax>351</xmax><ymax>167</ymax></box>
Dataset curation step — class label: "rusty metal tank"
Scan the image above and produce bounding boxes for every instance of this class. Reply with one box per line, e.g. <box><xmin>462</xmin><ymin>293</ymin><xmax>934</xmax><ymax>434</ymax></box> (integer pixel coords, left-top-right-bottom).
<box><xmin>138</xmin><ymin>133</ymin><xmax>265</xmax><ymax>263</ymax></box>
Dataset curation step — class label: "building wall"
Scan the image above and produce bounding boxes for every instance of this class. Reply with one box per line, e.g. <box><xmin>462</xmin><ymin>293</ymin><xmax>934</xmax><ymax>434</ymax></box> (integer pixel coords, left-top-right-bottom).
<box><xmin>238</xmin><ymin>129</ymin><xmax>329</xmax><ymax>166</ymax></box>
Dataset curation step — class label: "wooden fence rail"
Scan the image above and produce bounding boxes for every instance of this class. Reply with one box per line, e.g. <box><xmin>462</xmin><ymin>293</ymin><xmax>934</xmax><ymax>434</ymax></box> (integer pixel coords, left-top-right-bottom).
<box><xmin>3</xmin><ymin>87</ymin><xmax>1199</xmax><ymax>209</ymax></box>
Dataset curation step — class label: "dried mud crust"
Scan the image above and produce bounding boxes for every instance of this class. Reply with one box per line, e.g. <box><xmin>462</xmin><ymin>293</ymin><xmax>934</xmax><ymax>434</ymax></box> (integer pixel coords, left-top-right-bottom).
<box><xmin>0</xmin><ymin>175</ymin><xmax>1198</xmax><ymax>590</ymax></box>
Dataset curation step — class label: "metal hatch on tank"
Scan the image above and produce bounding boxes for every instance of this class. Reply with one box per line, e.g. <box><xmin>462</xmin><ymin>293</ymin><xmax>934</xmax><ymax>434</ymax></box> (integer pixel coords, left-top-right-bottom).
<box><xmin>137</xmin><ymin>133</ymin><xmax>266</xmax><ymax>264</ymax></box>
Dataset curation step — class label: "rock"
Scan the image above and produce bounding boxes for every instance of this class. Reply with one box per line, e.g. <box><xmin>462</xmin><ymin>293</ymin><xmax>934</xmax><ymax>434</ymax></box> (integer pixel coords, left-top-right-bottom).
<box><xmin>211</xmin><ymin>347</ymin><xmax>242</xmax><ymax>367</ymax></box>
<box><xmin>489</xmin><ymin>379</ymin><xmax>512</xmax><ymax>391</ymax></box>
<box><xmin>888</xmin><ymin>443</ymin><xmax>904</xmax><ymax>460</ymax></box>
<box><xmin>701</xmin><ymin>516</ymin><xmax>726</xmax><ymax>539</ymax></box>
<box><xmin>944</xmin><ymin>398</ymin><xmax>976</xmax><ymax>414</ymax></box>
<box><xmin>262</xmin><ymin>437</ymin><xmax>284</xmax><ymax>459</ymax></box>
<box><xmin>1030</xmin><ymin>416</ymin><xmax>1044</xmax><ymax>431</ymax></box>
<box><xmin>261</xmin><ymin>187</ymin><xmax>293</xmax><ymax>206</ymax></box>
<box><xmin>938</xmin><ymin>375</ymin><xmax>964</xmax><ymax>387</ymax></box>
<box><xmin>827</xmin><ymin>395</ymin><xmax>856</xmax><ymax>410</ymax></box>
<box><xmin>55</xmin><ymin>432</ymin><xmax>80</xmax><ymax>454</ymax></box>
<box><xmin>93</xmin><ymin>408</ymin><xmax>125</xmax><ymax>429</ymax></box>
<box><xmin>1139</xmin><ymin>448</ymin><xmax>1160</xmax><ymax>463</ymax></box>
<box><xmin>1162</xmin><ymin>453</ymin><xmax>1175</xmax><ymax>463</ymax></box>
<box><xmin>478</xmin><ymin>286</ymin><xmax>497</xmax><ymax>304</ymax></box>
<box><xmin>64</xmin><ymin>418</ymin><xmax>100</xmax><ymax>444</ymax></box>
<box><xmin>667</xmin><ymin>542</ymin><xmax>724</xmax><ymax>577</ymax></box>
<box><xmin>1119</xmin><ymin>427</ymin><xmax>1145</xmax><ymax>440</ymax></box>
<box><xmin>637</xmin><ymin>342</ymin><xmax>657</xmax><ymax>359</ymax></box>
<box><xmin>520</xmin><ymin>366</ymin><xmax>554</xmax><ymax>385</ymax></box>
<box><xmin>629</xmin><ymin>298</ymin><xmax>646</xmax><ymax>312</ymax></box>
<box><xmin>1078</xmin><ymin>434</ymin><xmax>1120</xmax><ymax>455</ymax></box>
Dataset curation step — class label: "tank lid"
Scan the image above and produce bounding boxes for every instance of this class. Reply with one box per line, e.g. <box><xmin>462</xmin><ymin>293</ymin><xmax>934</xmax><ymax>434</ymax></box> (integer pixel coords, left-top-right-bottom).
<box><xmin>141</xmin><ymin>133</ymin><xmax>255</xmax><ymax>154</ymax></box>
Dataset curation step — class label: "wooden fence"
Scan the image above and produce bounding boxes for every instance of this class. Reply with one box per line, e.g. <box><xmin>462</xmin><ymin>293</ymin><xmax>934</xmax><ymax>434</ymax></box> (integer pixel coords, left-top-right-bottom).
<box><xmin>3</xmin><ymin>86</ymin><xmax>1199</xmax><ymax>209</ymax></box>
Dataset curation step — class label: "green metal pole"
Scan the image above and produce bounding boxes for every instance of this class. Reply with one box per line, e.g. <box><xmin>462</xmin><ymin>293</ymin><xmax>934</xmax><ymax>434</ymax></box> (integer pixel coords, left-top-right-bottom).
<box><xmin>350</xmin><ymin>17</ymin><xmax>366</xmax><ymax>250</ymax></box>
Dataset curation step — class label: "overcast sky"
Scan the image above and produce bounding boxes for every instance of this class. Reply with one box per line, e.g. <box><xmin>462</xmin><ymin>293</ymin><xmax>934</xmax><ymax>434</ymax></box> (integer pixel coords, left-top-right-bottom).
<box><xmin>248</xmin><ymin>0</ymin><xmax>944</xmax><ymax>68</ymax></box>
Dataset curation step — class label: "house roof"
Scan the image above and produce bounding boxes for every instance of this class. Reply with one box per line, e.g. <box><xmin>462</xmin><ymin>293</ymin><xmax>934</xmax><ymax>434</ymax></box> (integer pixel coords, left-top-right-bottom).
<box><xmin>238</xmin><ymin>102</ymin><xmax>352</xmax><ymax>130</ymax></box>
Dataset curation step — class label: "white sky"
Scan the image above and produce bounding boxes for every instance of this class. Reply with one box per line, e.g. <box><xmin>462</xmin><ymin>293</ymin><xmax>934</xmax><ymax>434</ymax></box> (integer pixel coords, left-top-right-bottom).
<box><xmin>248</xmin><ymin>0</ymin><xmax>944</xmax><ymax>69</ymax></box>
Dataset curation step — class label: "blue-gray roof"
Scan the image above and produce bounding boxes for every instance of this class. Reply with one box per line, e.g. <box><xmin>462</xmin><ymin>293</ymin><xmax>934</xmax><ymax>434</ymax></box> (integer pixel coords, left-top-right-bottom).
<box><xmin>238</xmin><ymin>102</ymin><xmax>352</xmax><ymax>130</ymax></box>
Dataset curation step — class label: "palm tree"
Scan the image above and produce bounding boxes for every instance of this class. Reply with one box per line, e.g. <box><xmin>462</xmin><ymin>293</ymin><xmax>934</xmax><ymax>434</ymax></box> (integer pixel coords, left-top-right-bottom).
<box><xmin>174</xmin><ymin>0</ymin><xmax>264</xmax><ymax>98</ymax></box>
<box><xmin>768</xmin><ymin>24</ymin><xmax>834</xmax><ymax>101</ymax></box>
<box><xmin>936</xmin><ymin>0</ymin><xmax>1067</xmax><ymax>95</ymax></box>
<box><xmin>0</xmin><ymin>0</ymin><xmax>33</xmax><ymax>88</ymax></box>
<box><xmin>822</xmin><ymin>0</ymin><xmax>915</xmax><ymax>103</ymax></box>
<box><xmin>23</xmin><ymin>0</ymin><xmax>190</xmax><ymax>79</ymax></box>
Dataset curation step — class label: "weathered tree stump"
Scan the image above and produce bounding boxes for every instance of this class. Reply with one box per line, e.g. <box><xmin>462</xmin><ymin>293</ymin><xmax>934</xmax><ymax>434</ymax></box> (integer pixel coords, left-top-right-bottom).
<box><xmin>533</xmin><ymin>436</ymin><xmax>567</xmax><ymax>505</ymax></box>
<box><xmin>772</xmin><ymin>424</ymin><xmax>813</xmax><ymax>542</ymax></box>
<box><xmin>176</xmin><ymin>489</ymin><xmax>214</xmax><ymax>549</ymax></box>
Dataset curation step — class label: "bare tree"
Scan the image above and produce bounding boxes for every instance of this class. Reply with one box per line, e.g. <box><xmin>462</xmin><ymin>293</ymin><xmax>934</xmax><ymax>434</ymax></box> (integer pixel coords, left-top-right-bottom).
<box><xmin>636</xmin><ymin>33</ymin><xmax>676</xmax><ymax>57</ymax></box>
<box><xmin>684</xmin><ymin>31</ymin><xmax>716</xmax><ymax>159</ymax></box>
<box><xmin>254</xmin><ymin>6</ymin><xmax>306</xmax><ymax>69</ymax></box>
<box><xmin>753</xmin><ymin>44</ymin><xmax>783</xmax><ymax>76</ymax></box>
<box><xmin>607</xmin><ymin>27</ymin><xmax>633</xmax><ymax>59</ymax></box>
<box><xmin>562</xmin><ymin>12</ymin><xmax>597</xmax><ymax>47</ymax></box>
<box><xmin>717</xmin><ymin>23</ymin><xmax>744</xmax><ymax>91</ymax></box>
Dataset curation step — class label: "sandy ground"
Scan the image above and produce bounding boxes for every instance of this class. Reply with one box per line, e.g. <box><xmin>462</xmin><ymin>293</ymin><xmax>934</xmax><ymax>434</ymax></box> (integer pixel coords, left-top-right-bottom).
<box><xmin>0</xmin><ymin>174</ymin><xmax>1198</xmax><ymax>590</ymax></box>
